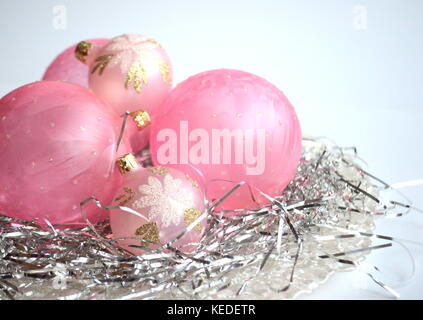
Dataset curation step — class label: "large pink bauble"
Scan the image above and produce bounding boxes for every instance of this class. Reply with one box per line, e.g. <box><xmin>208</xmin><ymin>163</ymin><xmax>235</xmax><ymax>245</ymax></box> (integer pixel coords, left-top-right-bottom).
<box><xmin>150</xmin><ymin>69</ymin><xmax>302</xmax><ymax>211</ymax></box>
<box><xmin>0</xmin><ymin>81</ymin><xmax>131</xmax><ymax>226</ymax></box>
<box><xmin>109</xmin><ymin>165</ymin><xmax>206</xmax><ymax>255</ymax></box>
<box><xmin>42</xmin><ymin>38</ymin><xmax>109</xmax><ymax>87</ymax></box>
<box><xmin>77</xmin><ymin>34</ymin><xmax>173</xmax><ymax>117</ymax></box>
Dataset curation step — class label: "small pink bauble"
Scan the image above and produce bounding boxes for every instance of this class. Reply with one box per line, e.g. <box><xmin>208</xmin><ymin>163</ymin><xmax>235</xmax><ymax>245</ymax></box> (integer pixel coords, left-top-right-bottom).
<box><xmin>75</xmin><ymin>34</ymin><xmax>173</xmax><ymax>117</ymax></box>
<box><xmin>42</xmin><ymin>38</ymin><xmax>109</xmax><ymax>87</ymax></box>
<box><xmin>109</xmin><ymin>159</ymin><xmax>206</xmax><ymax>255</ymax></box>
<box><xmin>125</xmin><ymin>121</ymin><xmax>150</xmax><ymax>153</ymax></box>
<box><xmin>122</xmin><ymin>110</ymin><xmax>151</xmax><ymax>153</ymax></box>
<box><xmin>0</xmin><ymin>81</ymin><xmax>131</xmax><ymax>226</ymax></box>
<box><xmin>150</xmin><ymin>69</ymin><xmax>302</xmax><ymax>211</ymax></box>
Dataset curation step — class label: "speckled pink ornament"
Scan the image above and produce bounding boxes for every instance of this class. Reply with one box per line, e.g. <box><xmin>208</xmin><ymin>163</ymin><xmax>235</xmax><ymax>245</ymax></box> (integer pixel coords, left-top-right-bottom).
<box><xmin>109</xmin><ymin>164</ymin><xmax>206</xmax><ymax>255</ymax></box>
<box><xmin>76</xmin><ymin>34</ymin><xmax>173</xmax><ymax>117</ymax></box>
<box><xmin>42</xmin><ymin>38</ymin><xmax>109</xmax><ymax>87</ymax></box>
<box><xmin>150</xmin><ymin>69</ymin><xmax>302</xmax><ymax>211</ymax></box>
<box><xmin>0</xmin><ymin>81</ymin><xmax>131</xmax><ymax>226</ymax></box>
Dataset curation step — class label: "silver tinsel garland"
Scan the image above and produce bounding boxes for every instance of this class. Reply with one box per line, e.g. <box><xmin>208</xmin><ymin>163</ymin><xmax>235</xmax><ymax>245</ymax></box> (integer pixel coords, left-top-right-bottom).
<box><xmin>0</xmin><ymin>136</ymin><xmax>419</xmax><ymax>300</ymax></box>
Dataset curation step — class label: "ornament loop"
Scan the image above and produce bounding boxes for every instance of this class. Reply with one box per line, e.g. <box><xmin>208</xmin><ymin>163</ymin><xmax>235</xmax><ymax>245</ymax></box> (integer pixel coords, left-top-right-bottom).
<box><xmin>116</xmin><ymin>153</ymin><xmax>140</xmax><ymax>174</ymax></box>
<box><xmin>75</xmin><ymin>41</ymin><xmax>93</xmax><ymax>63</ymax></box>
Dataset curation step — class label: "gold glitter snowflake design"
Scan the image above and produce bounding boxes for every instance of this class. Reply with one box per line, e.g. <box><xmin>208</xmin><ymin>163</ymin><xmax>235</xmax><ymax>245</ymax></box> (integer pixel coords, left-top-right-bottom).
<box><xmin>94</xmin><ymin>34</ymin><xmax>171</xmax><ymax>92</ymax></box>
<box><xmin>114</xmin><ymin>187</ymin><xmax>136</xmax><ymax>206</ymax></box>
<box><xmin>125</xmin><ymin>62</ymin><xmax>147</xmax><ymax>93</ymax></box>
<box><xmin>135</xmin><ymin>222</ymin><xmax>160</xmax><ymax>245</ymax></box>
<box><xmin>91</xmin><ymin>54</ymin><xmax>113</xmax><ymax>75</ymax></box>
<box><xmin>149</xmin><ymin>166</ymin><xmax>170</xmax><ymax>176</ymax></box>
<box><xmin>183</xmin><ymin>208</ymin><xmax>202</xmax><ymax>233</ymax></box>
<box><xmin>134</xmin><ymin>174</ymin><xmax>194</xmax><ymax>227</ymax></box>
<box><xmin>105</xmin><ymin>35</ymin><xmax>160</xmax><ymax>72</ymax></box>
<box><xmin>185</xmin><ymin>174</ymin><xmax>199</xmax><ymax>188</ymax></box>
<box><xmin>158</xmin><ymin>59</ymin><xmax>172</xmax><ymax>84</ymax></box>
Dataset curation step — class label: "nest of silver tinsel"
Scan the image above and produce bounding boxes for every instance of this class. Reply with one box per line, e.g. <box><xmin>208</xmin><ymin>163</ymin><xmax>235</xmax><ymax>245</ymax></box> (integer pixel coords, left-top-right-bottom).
<box><xmin>0</xmin><ymin>137</ymin><xmax>416</xmax><ymax>300</ymax></box>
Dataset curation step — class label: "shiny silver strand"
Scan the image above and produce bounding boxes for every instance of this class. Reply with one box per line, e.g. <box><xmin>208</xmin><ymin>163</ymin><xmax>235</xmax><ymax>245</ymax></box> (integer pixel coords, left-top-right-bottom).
<box><xmin>0</xmin><ymin>137</ymin><xmax>419</xmax><ymax>300</ymax></box>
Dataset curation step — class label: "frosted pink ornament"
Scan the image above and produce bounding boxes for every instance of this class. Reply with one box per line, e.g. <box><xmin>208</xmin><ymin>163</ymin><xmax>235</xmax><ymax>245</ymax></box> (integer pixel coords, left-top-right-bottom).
<box><xmin>42</xmin><ymin>38</ymin><xmax>109</xmax><ymax>87</ymax></box>
<box><xmin>0</xmin><ymin>81</ymin><xmax>131</xmax><ymax>226</ymax></box>
<box><xmin>75</xmin><ymin>34</ymin><xmax>173</xmax><ymax>116</ymax></box>
<box><xmin>110</xmin><ymin>154</ymin><xmax>206</xmax><ymax>255</ymax></box>
<box><xmin>150</xmin><ymin>69</ymin><xmax>302</xmax><ymax>211</ymax></box>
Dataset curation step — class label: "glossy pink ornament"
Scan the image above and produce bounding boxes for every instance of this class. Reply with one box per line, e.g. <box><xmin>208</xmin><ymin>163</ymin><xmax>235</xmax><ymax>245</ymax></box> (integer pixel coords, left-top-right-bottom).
<box><xmin>42</xmin><ymin>38</ymin><xmax>109</xmax><ymax>87</ymax></box>
<box><xmin>0</xmin><ymin>81</ymin><xmax>131</xmax><ymax>226</ymax></box>
<box><xmin>125</xmin><ymin>120</ymin><xmax>150</xmax><ymax>153</ymax></box>
<box><xmin>121</xmin><ymin>110</ymin><xmax>152</xmax><ymax>154</ymax></box>
<box><xmin>150</xmin><ymin>69</ymin><xmax>302</xmax><ymax>211</ymax></box>
<box><xmin>75</xmin><ymin>34</ymin><xmax>173</xmax><ymax>117</ymax></box>
<box><xmin>109</xmin><ymin>159</ymin><xmax>206</xmax><ymax>255</ymax></box>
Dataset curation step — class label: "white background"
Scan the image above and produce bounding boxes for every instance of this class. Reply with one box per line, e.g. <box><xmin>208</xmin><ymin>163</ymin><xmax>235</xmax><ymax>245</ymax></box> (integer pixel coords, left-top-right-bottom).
<box><xmin>0</xmin><ymin>0</ymin><xmax>422</xmax><ymax>299</ymax></box>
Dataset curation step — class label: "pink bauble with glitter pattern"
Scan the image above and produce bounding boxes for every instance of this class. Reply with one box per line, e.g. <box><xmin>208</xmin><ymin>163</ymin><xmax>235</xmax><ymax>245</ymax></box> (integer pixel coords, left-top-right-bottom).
<box><xmin>0</xmin><ymin>81</ymin><xmax>131</xmax><ymax>226</ymax></box>
<box><xmin>150</xmin><ymin>69</ymin><xmax>302</xmax><ymax>211</ymax></box>
<box><xmin>109</xmin><ymin>165</ymin><xmax>206</xmax><ymax>255</ymax></box>
<box><xmin>42</xmin><ymin>38</ymin><xmax>109</xmax><ymax>87</ymax></box>
<box><xmin>76</xmin><ymin>34</ymin><xmax>173</xmax><ymax>117</ymax></box>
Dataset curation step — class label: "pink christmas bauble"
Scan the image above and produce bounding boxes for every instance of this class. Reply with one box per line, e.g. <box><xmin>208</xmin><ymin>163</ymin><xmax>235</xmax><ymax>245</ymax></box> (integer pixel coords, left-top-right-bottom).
<box><xmin>150</xmin><ymin>69</ymin><xmax>302</xmax><ymax>211</ymax></box>
<box><xmin>122</xmin><ymin>110</ymin><xmax>151</xmax><ymax>154</ymax></box>
<box><xmin>125</xmin><ymin>121</ymin><xmax>150</xmax><ymax>153</ymax></box>
<box><xmin>76</xmin><ymin>34</ymin><xmax>173</xmax><ymax>117</ymax></box>
<box><xmin>109</xmin><ymin>163</ymin><xmax>206</xmax><ymax>255</ymax></box>
<box><xmin>0</xmin><ymin>81</ymin><xmax>131</xmax><ymax>226</ymax></box>
<box><xmin>42</xmin><ymin>38</ymin><xmax>109</xmax><ymax>87</ymax></box>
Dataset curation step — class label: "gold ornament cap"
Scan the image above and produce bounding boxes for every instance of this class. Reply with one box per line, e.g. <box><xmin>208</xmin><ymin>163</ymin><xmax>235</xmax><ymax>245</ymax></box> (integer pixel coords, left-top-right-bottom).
<box><xmin>130</xmin><ymin>110</ymin><xmax>151</xmax><ymax>130</ymax></box>
<box><xmin>116</xmin><ymin>153</ymin><xmax>140</xmax><ymax>174</ymax></box>
<box><xmin>75</xmin><ymin>41</ymin><xmax>93</xmax><ymax>63</ymax></box>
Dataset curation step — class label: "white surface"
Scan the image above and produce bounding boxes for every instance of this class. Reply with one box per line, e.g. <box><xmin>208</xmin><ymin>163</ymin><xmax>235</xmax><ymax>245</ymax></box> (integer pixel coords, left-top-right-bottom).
<box><xmin>0</xmin><ymin>0</ymin><xmax>422</xmax><ymax>299</ymax></box>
